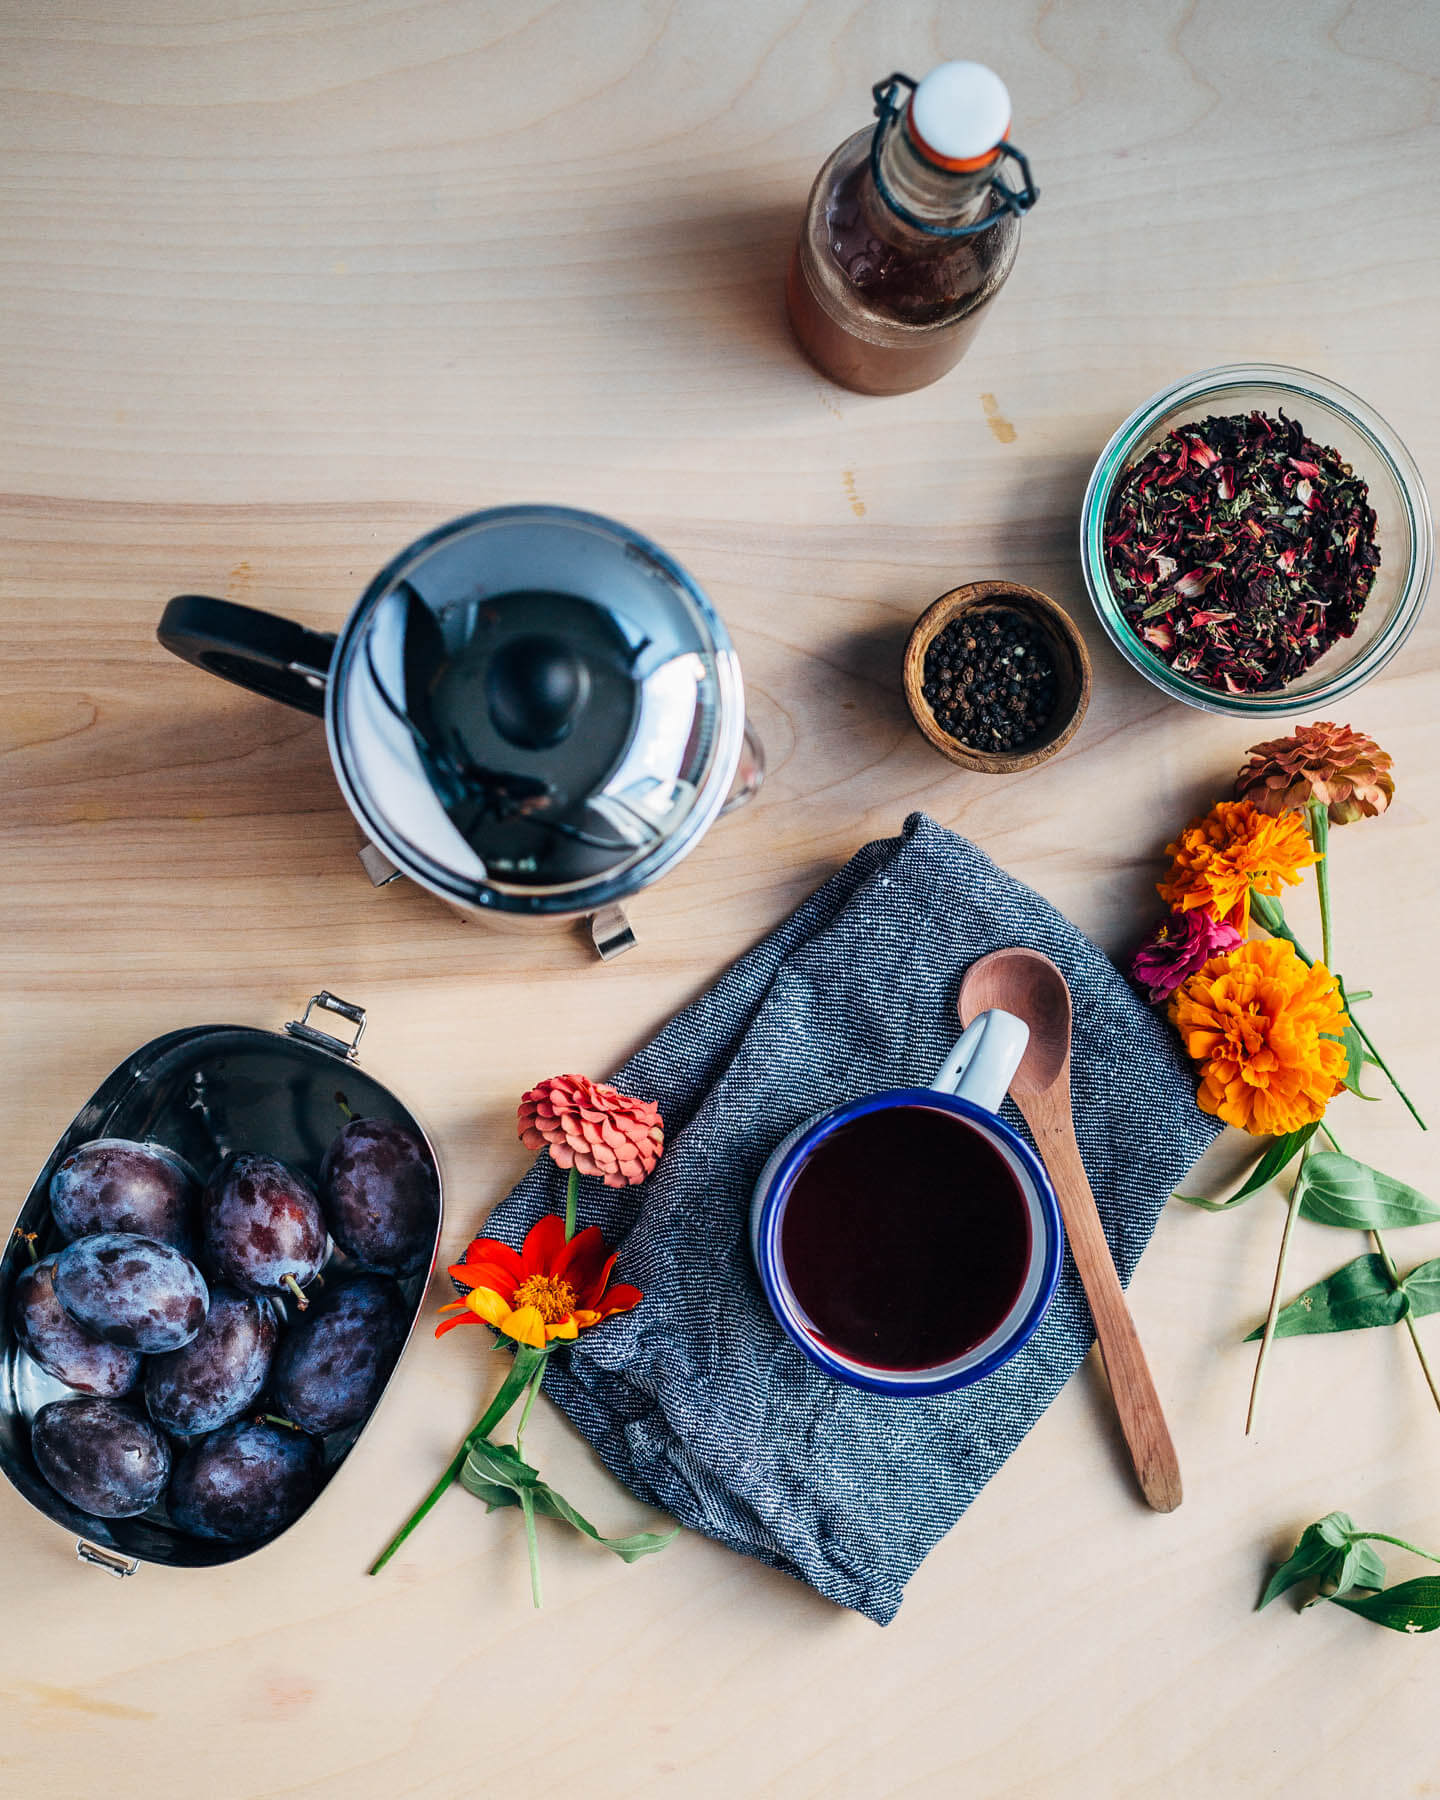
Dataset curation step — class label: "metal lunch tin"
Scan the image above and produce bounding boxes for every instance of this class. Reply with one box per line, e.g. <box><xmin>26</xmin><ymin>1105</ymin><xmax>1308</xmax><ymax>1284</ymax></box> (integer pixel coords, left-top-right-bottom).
<box><xmin>0</xmin><ymin>992</ymin><xmax>441</xmax><ymax>1575</ymax></box>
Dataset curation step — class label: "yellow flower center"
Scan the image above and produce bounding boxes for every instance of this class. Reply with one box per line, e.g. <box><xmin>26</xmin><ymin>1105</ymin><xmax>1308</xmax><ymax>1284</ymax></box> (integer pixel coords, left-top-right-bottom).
<box><xmin>512</xmin><ymin>1274</ymin><xmax>577</xmax><ymax>1324</ymax></box>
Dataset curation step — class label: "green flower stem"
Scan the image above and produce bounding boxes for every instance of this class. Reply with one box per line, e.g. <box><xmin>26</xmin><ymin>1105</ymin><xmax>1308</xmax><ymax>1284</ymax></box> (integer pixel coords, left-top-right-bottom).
<box><xmin>368</xmin><ymin>1344</ymin><xmax>548</xmax><ymax>1574</ymax></box>
<box><xmin>1247</xmin><ymin>1138</ymin><xmax>1313</xmax><ymax>1435</ymax></box>
<box><xmin>1370</xmin><ymin>1227</ymin><xmax>1440</xmax><ymax>1417</ymax></box>
<box><xmin>1356</xmin><ymin>1531</ymin><xmax>1440</xmax><ymax>1563</ymax></box>
<box><xmin>564</xmin><ymin>1165</ymin><xmax>579</xmax><ymax>1243</ymax></box>
<box><xmin>1249</xmin><ymin>887</ymin><xmax>1426</xmax><ymax>1131</ymax></box>
<box><xmin>513</xmin><ymin>1358</ymin><xmax>547</xmax><ymax>1463</ymax></box>
<box><xmin>521</xmin><ymin>1491</ymin><xmax>543</xmax><ymax>1609</ymax></box>
<box><xmin>1306</xmin><ymin>801</ymin><xmax>1334</xmax><ymax>971</ymax></box>
<box><xmin>1318</xmin><ymin>1121</ymin><xmax>1440</xmax><ymax>1417</ymax></box>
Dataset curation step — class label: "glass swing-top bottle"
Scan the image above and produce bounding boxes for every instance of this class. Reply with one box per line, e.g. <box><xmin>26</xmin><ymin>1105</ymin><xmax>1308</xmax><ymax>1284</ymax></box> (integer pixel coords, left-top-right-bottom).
<box><xmin>786</xmin><ymin>62</ymin><xmax>1039</xmax><ymax>396</ymax></box>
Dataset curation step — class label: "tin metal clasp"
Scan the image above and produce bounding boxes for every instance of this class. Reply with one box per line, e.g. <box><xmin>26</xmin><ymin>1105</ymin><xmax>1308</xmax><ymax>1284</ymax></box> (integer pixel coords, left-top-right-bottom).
<box><xmin>284</xmin><ymin>992</ymin><xmax>367</xmax><ymax>1062</ymax></box>
<box><xmin>76</xmin><ymin>1540</ymin><xmax>139</xmax><ymax>1578</ymax></box>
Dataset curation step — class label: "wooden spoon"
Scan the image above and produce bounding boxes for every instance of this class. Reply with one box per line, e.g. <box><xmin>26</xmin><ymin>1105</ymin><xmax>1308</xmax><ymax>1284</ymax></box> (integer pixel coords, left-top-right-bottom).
<box><xmin>959</xmin><ymin>948</ymin><xmax>1183</xmax><ymax>1513</ymax></box>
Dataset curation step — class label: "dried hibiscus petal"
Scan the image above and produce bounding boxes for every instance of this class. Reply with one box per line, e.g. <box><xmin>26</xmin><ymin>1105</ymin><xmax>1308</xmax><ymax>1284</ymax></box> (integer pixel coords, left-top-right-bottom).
<box><xmin>1103</xmin><ymin>410</ymin><xmax>1380</xmax><ymax>694</ymax></box>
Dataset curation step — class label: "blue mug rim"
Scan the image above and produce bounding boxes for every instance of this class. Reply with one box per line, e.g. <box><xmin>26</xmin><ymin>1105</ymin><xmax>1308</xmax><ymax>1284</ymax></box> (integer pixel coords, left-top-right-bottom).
<box><xmin>754</xmin><ymin>1088</ymin><xmax>1065</xmax><ymax>1396</ymax></box>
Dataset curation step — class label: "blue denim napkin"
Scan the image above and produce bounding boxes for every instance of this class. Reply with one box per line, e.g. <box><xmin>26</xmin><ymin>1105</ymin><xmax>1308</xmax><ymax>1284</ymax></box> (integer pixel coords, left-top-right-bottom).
<box><xmin>479</xmin><ymin>813</ymin><xmax>1221</xmax><ymax>1623</ymax></box>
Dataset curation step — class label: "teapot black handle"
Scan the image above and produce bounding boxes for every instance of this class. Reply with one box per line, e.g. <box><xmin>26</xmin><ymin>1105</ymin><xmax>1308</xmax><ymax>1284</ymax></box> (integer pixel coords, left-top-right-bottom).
<box><xmin>157</xmin><ymin>595</ymin><xmax>336</xmax><ymax>718</ymax></box>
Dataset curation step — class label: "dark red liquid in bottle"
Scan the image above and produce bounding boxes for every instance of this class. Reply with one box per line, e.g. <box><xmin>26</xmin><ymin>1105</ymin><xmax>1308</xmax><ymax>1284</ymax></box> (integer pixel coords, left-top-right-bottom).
<box><xmin>778</xmin><ymin>1106</ymin><xmax>1031</xmax><ymax>1371</ymax></box>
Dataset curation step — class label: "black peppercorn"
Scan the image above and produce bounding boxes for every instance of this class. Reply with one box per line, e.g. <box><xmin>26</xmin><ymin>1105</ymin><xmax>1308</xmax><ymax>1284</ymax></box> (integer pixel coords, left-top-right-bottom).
<box><xmin>921</xmin><ymin>606</ymin><xmax>1061</xmax><ymax>755</ymax></box>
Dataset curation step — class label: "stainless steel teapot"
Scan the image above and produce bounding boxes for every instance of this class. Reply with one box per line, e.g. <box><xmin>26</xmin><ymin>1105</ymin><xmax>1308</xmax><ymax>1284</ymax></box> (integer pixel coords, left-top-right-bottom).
<box><xmin>158</xmin><ymin>506</ymin><xmax>763</xmax><ymax>957</ymax></box>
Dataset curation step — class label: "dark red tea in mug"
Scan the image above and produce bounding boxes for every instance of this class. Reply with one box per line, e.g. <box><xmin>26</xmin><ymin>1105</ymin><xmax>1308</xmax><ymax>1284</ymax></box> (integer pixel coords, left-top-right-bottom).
<box><xmin>778</xmin><ymin>1105</ymin><xmax>1031</xmax><ymax>1371</ymax></box>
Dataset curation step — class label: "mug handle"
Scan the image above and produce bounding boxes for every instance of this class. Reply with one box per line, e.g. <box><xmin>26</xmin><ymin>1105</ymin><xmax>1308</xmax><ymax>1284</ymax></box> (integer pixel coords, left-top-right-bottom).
<box><xmin>157</xmin><ymin>595</ymin><xmax>337</xmax><ymax>718</ymax></box>
<box><xmin>931</xmin><ymin>1010</ymin><xmax>1029</xmax><ymax>1114</ymax></box>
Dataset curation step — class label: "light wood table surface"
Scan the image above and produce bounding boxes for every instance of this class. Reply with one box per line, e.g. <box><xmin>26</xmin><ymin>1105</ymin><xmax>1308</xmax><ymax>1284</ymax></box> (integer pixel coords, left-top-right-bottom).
<box><xmin>4</xmin><ymin>4</ymin><xmax>1439</xmax><ymax>1795</ymax></box>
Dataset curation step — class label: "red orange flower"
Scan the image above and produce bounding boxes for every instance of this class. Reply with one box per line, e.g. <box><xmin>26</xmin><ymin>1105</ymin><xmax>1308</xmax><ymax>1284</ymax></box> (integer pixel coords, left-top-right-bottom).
<box><xmin>1157</xmin><ymin>798</ymin><xmax>1318</xmax><ymax>933</ymax></box>
<box><xmin>437</xmin><ymin>1215</ymin><xmax>642</xmax><ymax>1349</ymax></box>
<box><xmin>518</xmin><ymin>1074</ymin><xmax>663</xmax><ymax>1188</ymax></box>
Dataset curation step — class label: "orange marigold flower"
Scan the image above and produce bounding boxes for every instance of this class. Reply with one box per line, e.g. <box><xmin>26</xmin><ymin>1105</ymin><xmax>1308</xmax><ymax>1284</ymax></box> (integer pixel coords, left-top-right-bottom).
<box><xmin>518</xmin><ymin>1074</ymin><xmax>663</xmax><ymax>1188</ymax></box>
<box><xmin>1167</xmin><ymin>937</ymin><xmax>1349</xmax><ymax>1136</ymax></box>
<box><xmin>1157</xmin><ymin>798</ymin><xmax>1318</xmax><ymax>933</ymax></box>
<box><xmin>436</xmin><ymin>1214</ymin><xmax>642</xmax><ymax>1349</ymax></box>
<box><xmin>1235</xmin><ymin>720</ymin><xmax>1395</xmax><ymax>825</ymax></box>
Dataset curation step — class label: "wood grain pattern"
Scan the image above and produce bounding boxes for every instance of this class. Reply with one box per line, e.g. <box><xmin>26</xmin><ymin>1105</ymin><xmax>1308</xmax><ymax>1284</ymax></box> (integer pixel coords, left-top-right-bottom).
<box><xmin>3</xmin><ymin>2</ymin><xmax>1440</xmax><ymax>1796</ymax></box>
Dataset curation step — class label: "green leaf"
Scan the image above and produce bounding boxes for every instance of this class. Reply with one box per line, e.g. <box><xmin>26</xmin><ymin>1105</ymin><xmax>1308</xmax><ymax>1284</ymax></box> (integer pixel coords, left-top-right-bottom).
<box><xmin>458</xmin><ymin>1437</ymin><xmax>677</xmax><ymax>1562</ymax></box>
<box><xmin>1326</xmin><ymin>1539</ymin><xmax>1387</xmax><ymax>1603</ymax></box>
<box><xmin>1177</xmin><ymin>1124</ymin><xmax>1318</xmax><ymax>1211</ymax></box>
<box><xmin>1297</xmin><ymin>1152</ymin><xmax>1440</xmax><ymax>1231</ymax></box>
<box><xmin>1315</xmin><ymin>1511</ymin><xmax>1357</xmax><ymax>1548</ymax></box>
<box><xmin>1332</xmin><ymin>1578</ymin><xmax>1440</xmax><ymax>1633</ymax></box>
<box><xmin>1399</xmin><ymin>1259</ymin><xmax>1440</xmax><ymax>1318</ymax></box>
<box><xmin>1242</xmin><ymin>1255</ymin><xmax>1404</xmax><ymax>1340</ymax></box>
<box><xmin>1334</xmin><ymin>1022</ymin><xmax>1382</xmax><ymax>1101</ymax></box>
<box><xmin>529</xmin><ymin>1484</ymin><xmax>679</xmax><ymax>1562</ymax></box>
<box><xmin>460</xmin><ymin>1438</ymin><xmax>540</xmax><ymax>1498</ymax></box>
<box><xmin>1259</xmin><ymin>1517</ymin><xmax>1352</xmax><ymax>1609</ymax></box>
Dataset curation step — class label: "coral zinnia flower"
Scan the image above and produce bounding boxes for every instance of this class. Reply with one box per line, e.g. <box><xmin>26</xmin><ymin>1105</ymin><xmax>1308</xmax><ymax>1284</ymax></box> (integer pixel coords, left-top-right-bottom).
<box><xmin>1235</xmin><ymin>721</ymin><xmax>1395</xmax><ymax>825</ymax></box>
<box><xmin>1167</xmin><ymin>937</ymin><xmax>1349</xmax><ymax>1135</ymax></box>
<box><xmin>518</xmin><ymin>1074</ymin><xmax>663</xmax><ymax>1188</ymax></box>
<box><xmin>436</xmin><ymin>1215</ymin><xmax>642</xmax><ymax>1349</ymax></box>
<box><xmin>1157</xmin><ymin>799</ymin><xmax>1318</xmax><ymax>933</ymax></box>
<box><xmin>1131</xmin><ymin>907</ymin><xmax>1243</xmax><ymax>1005</ymax></box>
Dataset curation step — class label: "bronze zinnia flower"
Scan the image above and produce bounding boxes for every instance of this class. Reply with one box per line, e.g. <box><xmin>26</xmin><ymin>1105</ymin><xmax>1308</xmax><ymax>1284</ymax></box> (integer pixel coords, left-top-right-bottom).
<box><xmin>1235</xmin><ymin>721</ymin><xmax>1394</xmax><ymax>825</ymax></box>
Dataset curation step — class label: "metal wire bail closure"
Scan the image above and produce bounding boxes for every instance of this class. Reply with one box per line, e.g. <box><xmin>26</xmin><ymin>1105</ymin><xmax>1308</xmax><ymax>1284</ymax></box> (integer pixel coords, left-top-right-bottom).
<box><xmin>869</xmin><ymin>72</ymin><xmax>1039</xmax><ymax>239</ymax></box>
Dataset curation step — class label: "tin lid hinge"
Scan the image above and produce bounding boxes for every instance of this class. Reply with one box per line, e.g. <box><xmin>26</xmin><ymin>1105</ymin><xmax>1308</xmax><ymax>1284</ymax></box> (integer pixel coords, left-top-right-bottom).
<box><xmin>76</xmin><ymin>1540</ymin><xmax>139</xmax><ymax>1578</ymax></box>
<box><xmin>284</xmin><ymin>991</ymin><xmax>367</xmax><ymax>1062</ymax></box>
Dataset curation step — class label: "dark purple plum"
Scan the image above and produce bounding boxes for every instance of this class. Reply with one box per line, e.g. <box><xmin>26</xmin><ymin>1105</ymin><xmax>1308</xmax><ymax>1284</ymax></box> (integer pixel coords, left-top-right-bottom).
<box><xmin>144</xmin><ymin>1286</ymin><xmax>278</xmax><ymax>1438</ymax></box>
<box><xmin>10</xmin><ymin>1255</ymin><xmax>143</xmax><ymax>1397</ymax></box>
<box><xmin>201</xmin><ymin>1153</ymin><xmax>327</xmax><ymax>1308</ymax></box>
<box><xmin>320</xmin><ymin>1117</ymin><xmax>439</xmax><ymax>1276</ymax></box>
<box><xmin>271</xmin><ymin>1273</ymin><xmax>408</xmax><ymax>1437</ymax></box>
<box><xmin>31</xmin><ymin>1397</ymin><xmax>172</xmax><ymax>1518</ymax></box>
<box><xmin>49</xmin><ymin>1138</ymin><xmax>199</xmax><ymax>1251</ymax></box>
<box><xmin>53</xmin><ymin>1233</ymin><xmax>208</xmax><ymax>1353</ymax></box>
<box><xmin>168</xmin><ymin>1418</ymin><xmax>323</xmax><ymax>1542</ymax></box>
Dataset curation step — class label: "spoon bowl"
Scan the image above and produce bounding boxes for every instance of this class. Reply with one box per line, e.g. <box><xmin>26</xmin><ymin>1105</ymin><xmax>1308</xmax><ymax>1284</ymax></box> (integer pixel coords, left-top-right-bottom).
<box><xmin>959</xmin><ymin>947</ymin><xmax>1072</xmax><ymax>1094</ymax></box>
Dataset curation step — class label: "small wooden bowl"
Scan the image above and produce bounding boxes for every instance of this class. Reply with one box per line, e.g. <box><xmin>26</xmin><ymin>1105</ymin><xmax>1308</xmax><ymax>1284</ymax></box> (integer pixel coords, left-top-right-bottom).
<box><xmin>903</xmin><ymin>580</ymin><xmax>1092</xmax><ymax>773</ymax></box>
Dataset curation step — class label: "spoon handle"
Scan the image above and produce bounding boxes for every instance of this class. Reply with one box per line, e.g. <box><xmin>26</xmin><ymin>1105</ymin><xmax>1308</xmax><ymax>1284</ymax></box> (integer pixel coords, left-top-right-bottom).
<box><xmin>1020</xmin><ymin>1089</ymin><xmax>1183</xmax><ymax>1513</ymax></box>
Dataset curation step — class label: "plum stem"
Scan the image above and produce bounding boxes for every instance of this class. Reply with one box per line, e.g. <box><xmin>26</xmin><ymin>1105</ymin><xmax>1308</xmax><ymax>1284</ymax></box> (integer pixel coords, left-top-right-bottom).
<box><xmin>282</xmin><ymin>1275</ymin><xmax>310</xmax><ymax>1309</ymax></box>
<box><xmin>334</xmin><ymin>1090</ymin><xmax>357</xmax><ymax>1122</ymax></box>
<box><xmin>262</xmin><ymin>1413</ymin><xmax>300</xmax><ymax>1432</ymax></box>
<box><xmin>13</xmin><ymin>1229</ymin><xmax>39</xmax><ymax>1266</ymax></box>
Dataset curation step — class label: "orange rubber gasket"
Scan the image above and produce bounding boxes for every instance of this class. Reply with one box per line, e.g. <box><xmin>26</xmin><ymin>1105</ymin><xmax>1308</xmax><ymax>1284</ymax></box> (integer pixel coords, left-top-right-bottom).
<box><xmin>905</xmin><ymin>97</ymin><xmax>1008</xmax><ymax>172</ymax></box>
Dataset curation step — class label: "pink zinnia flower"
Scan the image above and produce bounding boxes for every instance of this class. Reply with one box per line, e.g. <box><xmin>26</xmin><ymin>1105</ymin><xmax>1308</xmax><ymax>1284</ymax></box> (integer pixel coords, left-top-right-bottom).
<box><xmin>1130</xmin><ymin>909</ymin><xmax>1243</xmax><ymax>1006</ymax></box>
<box><xmin>517</xmin><ymin>1073</ymin><xmax>663</xmax><ymax>1188</ymax></box>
